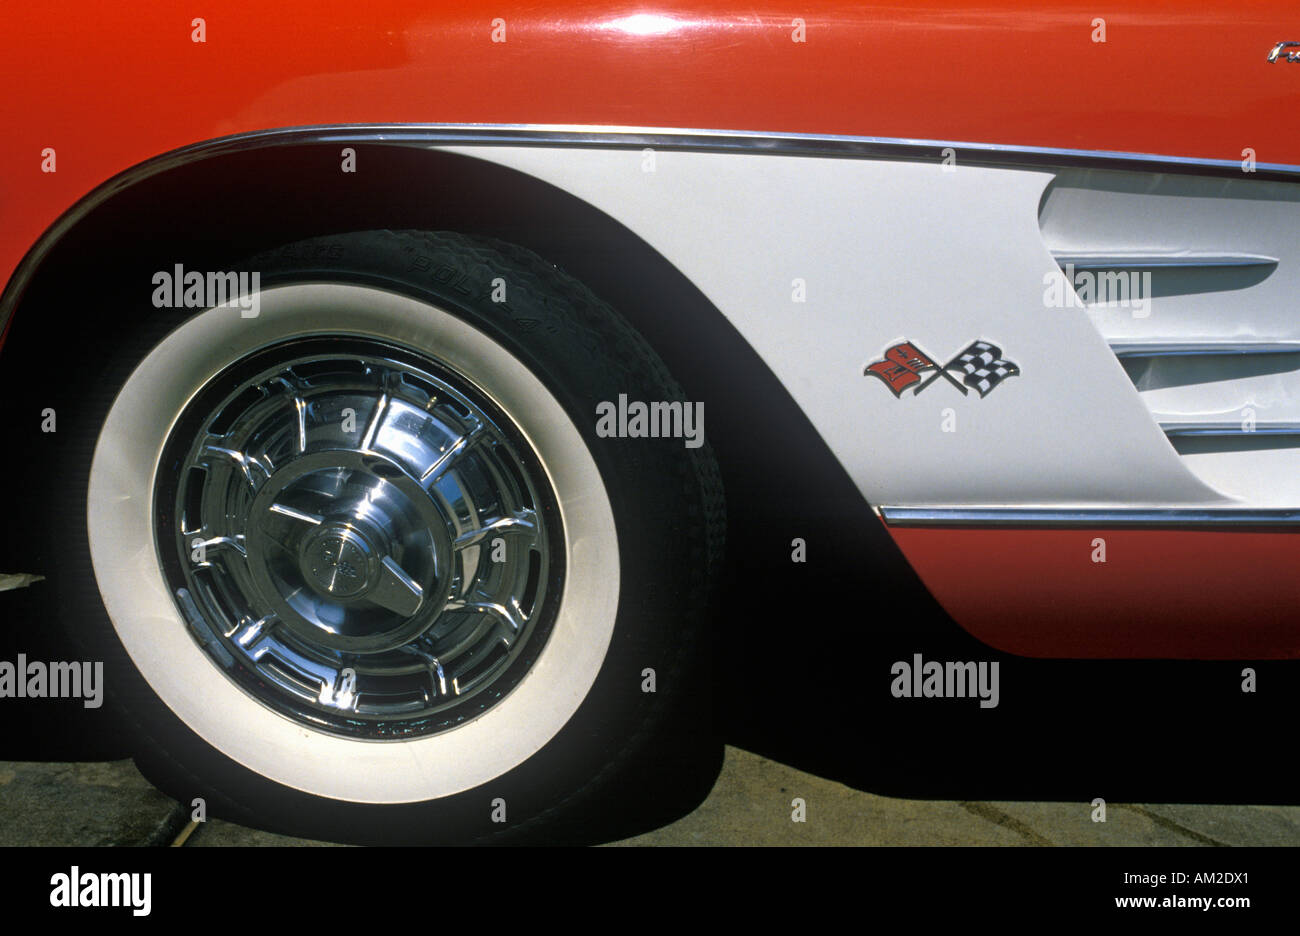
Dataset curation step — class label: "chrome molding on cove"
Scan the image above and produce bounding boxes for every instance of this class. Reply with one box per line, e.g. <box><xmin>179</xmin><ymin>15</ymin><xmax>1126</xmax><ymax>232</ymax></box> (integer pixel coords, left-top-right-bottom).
<box><xmin>5</xmin><ymin>123</ymin><xmax>1300</xmax><ymax>342</ymax></box>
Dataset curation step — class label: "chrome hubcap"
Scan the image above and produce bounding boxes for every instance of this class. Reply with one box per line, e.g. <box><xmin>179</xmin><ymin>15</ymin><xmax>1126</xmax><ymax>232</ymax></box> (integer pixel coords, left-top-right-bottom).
<box><xmin>154</xmin><ymin>337</ymin><xmax>563</xmax><ymax>738</ymax></box>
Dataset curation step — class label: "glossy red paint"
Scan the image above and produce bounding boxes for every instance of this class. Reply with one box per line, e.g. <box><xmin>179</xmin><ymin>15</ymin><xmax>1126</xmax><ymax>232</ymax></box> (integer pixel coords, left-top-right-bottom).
<box><xmin>2</xmin><ymin>1</ymin><xmax>1298</xmax><ymax>308</ymax></box>
<box><xmin>886</xmin><ymin>525</ymin><xmax>1300</xmax><ymax>659</ymax></box>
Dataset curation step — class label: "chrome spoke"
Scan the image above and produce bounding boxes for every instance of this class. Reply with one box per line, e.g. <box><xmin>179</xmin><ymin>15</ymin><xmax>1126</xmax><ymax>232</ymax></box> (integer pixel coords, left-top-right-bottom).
<box><xmin>268</xmin><ymin>503</ymin><xmax>324</xmax><ymax>526</ymax></box>
<box><xmin>399</xmin><ymin>645</ymin><xmax>451</xmax><ymax>701</ymax></box>
<box><xmin>270</xmin><ymin>377</ymin><xmax>308</xmax><ymax>453</ymax></box>
<box><xmin>261</xmin><ymin>503</ymin><xmax>323</xmax><ymax>553</ymax></box>
<box><xmin>428</xmin><ymin>656</ymin><xmax>449</xmax><ymax>698</ymax></box>
<box><xmin>445</xmin><ymin>599</ymin><xmax>526</xmax><ymax>638</ymax></box>
<box><xmin>190</xmin><ymin>535</ymin><xmax>247</xmax><ymax>560</ymax></box>
<box><xmin>361</xmin><ymin>392</ymin><xmax>390</xmax><ymax>452</ymax></box>
<box><xmin>419</xmin><ymin>422</ymin><xmax>485</xmax><ymax>488</ymax></box>
<box><xmin>293</xmin><ymin>395</ymin><xmax>307</xmax><ymax>452</ymax></box>
<box><xmin>232</xmin><ymin>613</ymin><xmax>278</xmax><ymax>650</ymax></box>
<box><xmin>453</xmin><ymin>509</ymin><xmax>538</xmax><ymax>550</ymax></box>
<box><xmin>201</xmin><ymin>443</ymin><xmax>274</xmax><ymax>491</ymax></box>
<box><xmin>318</xmin><ymin>666</ymin><xmax>358</xmax><ymax>710</ymax></box>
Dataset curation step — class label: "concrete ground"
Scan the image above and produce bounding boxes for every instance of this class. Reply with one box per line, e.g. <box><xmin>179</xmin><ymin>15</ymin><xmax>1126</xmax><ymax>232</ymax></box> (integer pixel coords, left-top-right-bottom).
<box><xmin>3</xmin><ymin>746</ymin><xmax>1297</xmax><ymax>846</ymax></box>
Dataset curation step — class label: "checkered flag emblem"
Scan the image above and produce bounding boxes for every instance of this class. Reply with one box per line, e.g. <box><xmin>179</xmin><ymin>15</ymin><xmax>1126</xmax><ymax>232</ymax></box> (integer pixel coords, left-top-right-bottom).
<box><xmin>950</xmin><ymin>340</ymin><xmax>1019</xmax><ymax>398</ymax></box>
<box><xmin>865</xmin><ymin>337</ymin><xmax>1019</xmax><ymax>398</ymax></box>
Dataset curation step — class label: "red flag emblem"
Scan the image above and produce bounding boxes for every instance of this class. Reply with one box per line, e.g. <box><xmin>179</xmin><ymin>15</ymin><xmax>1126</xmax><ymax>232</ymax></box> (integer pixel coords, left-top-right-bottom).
<box><xmin>864</xmin><ymin>342</ymin><xmax>938</xmax><ymax>397</ymax></box>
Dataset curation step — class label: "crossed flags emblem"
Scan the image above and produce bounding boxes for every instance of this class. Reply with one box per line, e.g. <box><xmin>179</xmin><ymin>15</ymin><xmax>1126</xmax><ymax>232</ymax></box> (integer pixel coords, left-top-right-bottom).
<box><xmin>864</xmin><ymin>339</ymin><xmax>1020</xmax><ymax>399</ymax></box>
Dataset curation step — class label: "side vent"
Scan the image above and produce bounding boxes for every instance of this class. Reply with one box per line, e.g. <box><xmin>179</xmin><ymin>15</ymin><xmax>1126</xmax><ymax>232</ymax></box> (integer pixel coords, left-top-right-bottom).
<box><xmin>1040</xmin><ymin>168</ymin><xmax>1300</xmax><ymax>505</ymax></box>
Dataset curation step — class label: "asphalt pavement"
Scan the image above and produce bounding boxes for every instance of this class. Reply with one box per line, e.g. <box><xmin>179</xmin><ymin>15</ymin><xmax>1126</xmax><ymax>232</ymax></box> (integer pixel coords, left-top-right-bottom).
<box><xmin>3</xmin><ymin>746</ymin><xmax>1297</xmax><ymax>846</ymax></box>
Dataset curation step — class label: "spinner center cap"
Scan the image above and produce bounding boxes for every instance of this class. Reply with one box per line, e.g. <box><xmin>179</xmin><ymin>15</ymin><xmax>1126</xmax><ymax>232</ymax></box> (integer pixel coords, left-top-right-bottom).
<box><xmin>302</xmin><ymin>524</ymin><xmax>377</xmax><ymax>599</ymax></box>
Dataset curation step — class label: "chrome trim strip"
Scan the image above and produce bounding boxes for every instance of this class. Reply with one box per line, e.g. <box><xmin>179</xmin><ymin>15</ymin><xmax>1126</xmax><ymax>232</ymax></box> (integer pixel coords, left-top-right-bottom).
<box><xmin>1112</xmin><ymin>340</ymin><xmax>1300</xmax><ymax>357</ymax></box>
<box><xmin>1052</xmin><ymin>251</ymin><xmax>1278</xmax><ymax>270</ymax></box>
<box><xmin>1160</xmin><ymin>421</ymin><xmax>1300</xmax><ymax>437</ymax></box>
<box><xmin>880</xmin><ymin>506</ymin><xmax>1300</xmax><ymax>527</ymax></box>
<box><xmin>150</xmin><ymin>123</ymin><xmax>1300</xmax><ymax>176</ymax></box>
<box><xmin>6</xmin><ymin>122</ymin><xmax>1300</xmax><ymax>344</ymax></box>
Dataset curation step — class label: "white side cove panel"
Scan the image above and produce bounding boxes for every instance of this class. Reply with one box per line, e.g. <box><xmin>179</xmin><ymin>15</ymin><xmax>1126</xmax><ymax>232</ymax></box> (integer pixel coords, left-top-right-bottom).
<box><xmin>439</xmin><ymin>145</ymin><xmax>1231</xmax><ymax>510</ymax></box>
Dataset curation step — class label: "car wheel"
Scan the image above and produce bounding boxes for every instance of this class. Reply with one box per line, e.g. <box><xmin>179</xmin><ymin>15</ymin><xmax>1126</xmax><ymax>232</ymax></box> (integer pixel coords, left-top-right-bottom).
<box><xmin>71</xmin><ymin>230</ymin><xmax>724</xmax><ymax>844</ymax></box>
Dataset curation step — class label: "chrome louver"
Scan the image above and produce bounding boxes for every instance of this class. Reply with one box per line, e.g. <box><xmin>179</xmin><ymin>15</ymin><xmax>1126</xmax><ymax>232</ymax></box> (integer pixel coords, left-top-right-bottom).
<box><xmin>1039</xmin><ymin>168</ymin><xmax>1300</xmax><ymax>505</ymax></box>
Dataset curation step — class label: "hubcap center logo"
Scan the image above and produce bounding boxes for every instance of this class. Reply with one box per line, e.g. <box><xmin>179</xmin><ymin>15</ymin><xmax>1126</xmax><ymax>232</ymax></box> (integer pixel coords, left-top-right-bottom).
<box><xmin>303</xmin><ymin>525</ymin><xmax>375</xmax><ymax>599</ymax></box>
